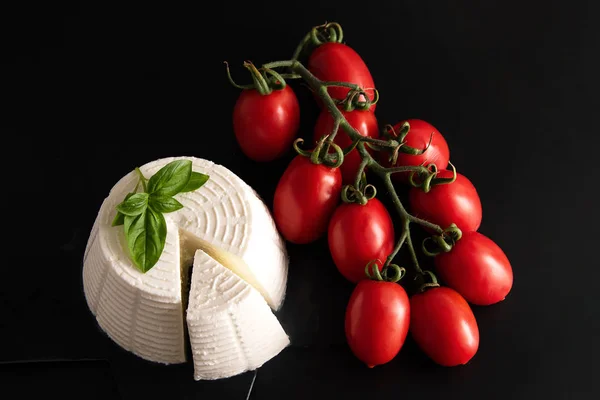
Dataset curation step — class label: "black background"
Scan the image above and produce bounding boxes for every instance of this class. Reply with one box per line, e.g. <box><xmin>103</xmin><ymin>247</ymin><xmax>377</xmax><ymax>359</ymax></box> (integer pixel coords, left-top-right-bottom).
<box><xmin>3</xmin><ymin>1</ymin><xmax>600</xmax><ymax>399</ymax></box>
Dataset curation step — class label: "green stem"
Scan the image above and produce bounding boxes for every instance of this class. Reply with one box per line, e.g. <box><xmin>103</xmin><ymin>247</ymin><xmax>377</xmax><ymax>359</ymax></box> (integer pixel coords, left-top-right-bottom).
<box><xmin>322</xmin><ymin>81</ymin><xmax>363</xmax><ymax>90</ymax></box>
<box><xmin>353</xmin><ymin>149</ymin><xmax>370</xmax><ymax>189</ymax></box>
<box><xmin>405</xmin><ymin>224</ymin><xmax>423</xmax><ymax>274</ymax></box>
<box><xmin>384</xmin><ymin>229</ymin><xmax>408</xmax><ymax>268</ymax></box>
<box><xmin>319</xmin><ymin>117</ymin><xmax>341</xmax><ymax>159</ymax></box>
<box><xmin>291</xmin><ymin>32</ymin><xmax>312</xmax><ymax>62</ymax></box>
<box><xmin>409</xmin><ymin>215</ymin><xmax>444</xmax><ymax>235</ymax></box>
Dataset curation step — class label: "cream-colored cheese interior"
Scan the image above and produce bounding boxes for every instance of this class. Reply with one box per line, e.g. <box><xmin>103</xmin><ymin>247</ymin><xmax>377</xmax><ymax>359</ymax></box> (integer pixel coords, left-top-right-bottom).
<box><xmin>179</xmin><ymin>229</ymin><xmax>276</xmax><ymax>309</ymax></box>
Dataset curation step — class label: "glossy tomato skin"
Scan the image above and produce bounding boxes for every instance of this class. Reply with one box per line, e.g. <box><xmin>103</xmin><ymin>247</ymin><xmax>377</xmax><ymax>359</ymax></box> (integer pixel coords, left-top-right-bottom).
<box><xmin>408</xmin><ymin>169</ymin><xmax>482</xmax><ymax>233</ymax></box>
<box><xmin>435</xmin><ymin>231</ymin><xmax>513</xmax><ymax>306</ymax></box>
<box><xmin>410</xmin><ymin>287</ymin><xmax>479</xmax><ymax>367</ymax></box>
<box><xmin>380</xmin><ymin>119</ymin><xmax>450</xmax><ymax>183</ymax></box>
<box><xmin>328</xmin><ymin>198</ymin><xmax>395</xmax><ymax>283</ymax></box>
<box><xmin>313</xmin><ymin>108</ymin><xmax>379</xmax><ymax>184</ymax></box>
<box><xmin>308</xmin><ymin>42</ymin><xmax>376</xmax><ymax>111</ymax></box>
<box><xmin>273</xmin><ymin>155</ymin><xmax>342</xmax><ymax>244</ymax></box>
<box><xmin>233</xmin><ymin>85</ymin><xmax>300</xmax><ymax>162</ymax></box>
<box><xmin>345</xmin><ymin>280</ymin><xmax>410</xmax><ymax>367</ymax></box>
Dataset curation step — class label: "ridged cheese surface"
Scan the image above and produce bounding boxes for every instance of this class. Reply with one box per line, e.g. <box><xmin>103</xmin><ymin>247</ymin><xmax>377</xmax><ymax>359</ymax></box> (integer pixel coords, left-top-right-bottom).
<box><xmin>82</xmin><ymin>156</ymin><xmax>289</xmax><ymax>367</ymax></box>
<box><xmin>187</xmin><ymin>249</ymin><xmax>290</xmax><ymax>380</ymax></box>
<box><xmin>83</xmin><ymin>206</ymin><xmax>186</xmax><ymax>364</ymax></box>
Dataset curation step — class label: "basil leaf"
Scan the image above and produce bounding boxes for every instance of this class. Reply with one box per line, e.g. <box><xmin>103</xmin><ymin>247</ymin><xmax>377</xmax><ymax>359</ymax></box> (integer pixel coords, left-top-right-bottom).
<box><xmin>112</xmin><ymin>192</ymin><xmax>135</xmax><ymax>226</ymax></box>
<box><xmin>147</xmin><ymin>160</ymin><xmax>192</xmax><ymax>196</ymax></box>
<box><xmin>124</xmin><ymin>207</ymin><xmax>167</xmax><ymax>273</ymax></box>
<box><xmin>149</xmin><ymin>195</ymin><xmax>184</xmax><ymax>213</ymax></box>
<box><xmin>116</xmin><ymin>193</ymin><xmax>149</xmax><ymax>216</ymax></box>
<box><xmin>181</xmin><ymin>172</ymin><xmax>209</xmax><ymax>192</ymax></box>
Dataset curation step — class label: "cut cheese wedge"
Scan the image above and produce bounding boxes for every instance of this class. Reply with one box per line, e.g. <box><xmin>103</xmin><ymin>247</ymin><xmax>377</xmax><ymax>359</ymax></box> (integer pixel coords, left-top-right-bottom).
<box><xmin>82</xmin><ymin>156</ymin><xmax>289</xmax><ymax>372</ymax></box>
<box><xmin>187</xmin><ymin>249</ymin><xmax>290</xmax><ymax>380</ymax></box>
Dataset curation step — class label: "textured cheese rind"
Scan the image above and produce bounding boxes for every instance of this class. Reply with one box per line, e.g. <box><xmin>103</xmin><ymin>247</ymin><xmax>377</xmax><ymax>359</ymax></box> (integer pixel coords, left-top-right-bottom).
<box><xmin>187</xmin><ymin>249</ymin><xmax>290</xmax><ymax>380</ymax></box>
<box><xmin>83</xmin><ymin>211</ymin><xmax>186</xmax><ymax>364</ymax></box>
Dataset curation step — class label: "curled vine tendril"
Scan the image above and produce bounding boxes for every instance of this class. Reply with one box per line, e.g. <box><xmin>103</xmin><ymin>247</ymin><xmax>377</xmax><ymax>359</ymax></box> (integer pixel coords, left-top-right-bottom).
<box><xmin>417</xmin><ymin>270</ymin><xmax>440</xmax><ymax>293</ymax></box>
<box><xmin>409</xmin><ymin>161</ymin><xmax>457</xmax><ymax>193</ymax></box>
<box><xmin>292</xmin><ymin>137</ymin><xmax>344</xmax><ymax>168</ymax></box>
<box><xmin>364</xmin><ymin>260</ymin><xmax>406</xmax><ymax>283</ymax></box>
<box><xmin>422</xmin><ymin>223</ymin><xmax>463</xmax><ymax>257</ymax></box>
<box><xmin>310</xmin><ymin>22</ymin><xmax>344</xmax><ymax>46</ymax></box>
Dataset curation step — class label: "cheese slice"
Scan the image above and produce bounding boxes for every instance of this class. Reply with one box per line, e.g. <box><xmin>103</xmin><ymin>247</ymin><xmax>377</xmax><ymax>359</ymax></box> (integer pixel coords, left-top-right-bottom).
<box><xmin>187</xmin><ymin>249</ymin><xmax>290</xmax><ymax>380</ymax></box>
<box><xmin>82</xmin><ymin>156</ymin><xmax>289</xmax><ymax>368</ymax></box>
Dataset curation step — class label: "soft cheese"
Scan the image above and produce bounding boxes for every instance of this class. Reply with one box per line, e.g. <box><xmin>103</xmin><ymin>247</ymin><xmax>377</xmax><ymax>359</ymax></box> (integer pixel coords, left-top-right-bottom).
<box><xmin>187</xmin><ymin>249</ymin><xmax>290</xmax><ymax>380</ymax></box>
<box><xmin>82</xmin><ymin>156</ymin><xmax>289</xmax><ymax>368</ymax></box>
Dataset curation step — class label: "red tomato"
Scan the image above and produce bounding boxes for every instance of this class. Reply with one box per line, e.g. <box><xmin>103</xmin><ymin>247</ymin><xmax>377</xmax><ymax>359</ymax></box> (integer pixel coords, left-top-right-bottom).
<box><xmin>410</xmin><ymin>287</ymin><xmax>479</xmax><ymax>367</ymax></box>
<box><xmin>435</xmin><ymin>231</ymin><xmax>513</xmax><ymax>306</ymax></box>
<box><xmin>273</xmin><ymin>155</ymin><xmax>342</xmax><ymax>244</ymax></box>
<box><xmin>233</xmin><ymin>85</ymin><xmax>300</xmax><ymax>162</ymax></box>
<box><xmin>308</xmin><ymin>42</ymin><xmax>377</xmax><ymax>111</ymax></box>
<box><xmin>313</xmin><ymin>108</ymin><xmax>379</xmax><ymax>184</ymax></box>
<box><xmin>380</xmin><ymin>119</ymin><xmax>449</xmax><ymax>183</ymax></box>
<box><xmin>345</xmin><ymin>279</ymin><xmax>410</xmax><ymax>367</ymax></box>
<box><xmin>328</xmin><ymin>198</ymin><xmax>395</xmax><ymax>283</ymax></box>
<box><xmin>408</xmin><ymin>169</ymin><xmax>482</xmax><ymax>232</ymax></box>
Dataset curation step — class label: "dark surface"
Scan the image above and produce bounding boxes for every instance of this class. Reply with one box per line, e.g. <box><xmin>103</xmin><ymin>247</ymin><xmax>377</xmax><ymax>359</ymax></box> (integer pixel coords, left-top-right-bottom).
<box><xmin>3</xmin><ymin>1</ymin><xmax>600</xmax><ymax>399</ymax></box>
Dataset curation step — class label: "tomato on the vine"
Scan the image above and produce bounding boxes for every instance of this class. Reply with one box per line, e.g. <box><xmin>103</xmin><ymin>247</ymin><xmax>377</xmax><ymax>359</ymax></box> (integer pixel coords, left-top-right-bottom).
<box><xmin>308</xmin><ymin>42</ymin><xmax>377</xmax><ymax>111</ymax></box>
<box><xmin>435</xmin><ymin>231</ymin><xmax>513</xmax><ymax>306</ymax></box>
<box><xmin>380</xmin><ymin>119</ymin><xmax>449</xmax><ymax>183</ymax></box>
<box><xmin>345</xmin><ymin>279</ymin><xmax>410</xmax><ymax>367</ymax></box>
<box><xmin>409</xmin><ymin>169</ymin><xmax>482</xmax><ymax>233</ymax></box>
<box><xmin>410</xmin><ymin>286</ymin><xmax>479</xmax><ymax>367</ymax></box>
<box><xmin>328</xmin><ymin>198</ymin><xmax>395</xmax><ymax>283</ymax></box>
<box><xmin>233</xmin><ymin>85</ymin><xmax>300</xmax><ymax>162</ymax></box>
<box><xmin>314</xmin><ymin>108</ymin><xmax>379</xmax><ymax>184</ymax></box>
<box><xmin>273</xmin><ymin>155</ymin><xmax>342</xmax><ymax>244</ymax></box>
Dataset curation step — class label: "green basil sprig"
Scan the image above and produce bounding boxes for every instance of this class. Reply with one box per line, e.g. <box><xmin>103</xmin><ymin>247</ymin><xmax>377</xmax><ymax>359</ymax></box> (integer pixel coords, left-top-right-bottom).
<box><xmin>111</xmin><ymin>160</ymin><xmax>209</xmax><ymax>273</ymax></box>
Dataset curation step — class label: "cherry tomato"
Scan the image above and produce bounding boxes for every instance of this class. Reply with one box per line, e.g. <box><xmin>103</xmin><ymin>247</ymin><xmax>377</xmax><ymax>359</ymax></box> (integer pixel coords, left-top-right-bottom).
<box><xmin>313</xmin><ymin>108</ymin><xmax>379</xmax><ymax>184</ymax></box>
<box><xmin>273</xmin><ymin>155</ymin><xmax>342</xmax><ymax>244</ymax></box>
<box><xmin>345</xmin><ymin>279</ymin><xmax>410</xmax><ymax>367</ymax></box>
<box><xmin>408</xmin><ymin>169</ymin><xmax>482</xmax><ymax>233</ymax></box>
<box><xmin>233</xmin><ymin>85</ymin><xmax>300</xmax><ymax>162</ymax></box>
<box><xmin>308</xmin><ymin>42</ymin><xmax>377</xmax><ymax>111</ymax></box>
<box><xmin>380</xmin><ymin>119</ymin><xmax>449</xmax><ymax>183</ymax></box>
<box><xmin>328</xmin><ymin>198</ymin><xmax>395</xmax><ymax>283</ymax></box>
<box><xmin>435</xmin><ymin>231</ymin><xmax>513</xmax><ymax>306</ymax></box>
<box><xmin>410</xmin><ymin>286</ymin><xmax>479</xmax><ymax>367</ymax></box>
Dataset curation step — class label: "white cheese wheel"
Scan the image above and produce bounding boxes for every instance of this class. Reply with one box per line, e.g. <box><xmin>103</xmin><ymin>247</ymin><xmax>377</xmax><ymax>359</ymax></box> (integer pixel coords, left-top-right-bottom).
<box><xmin>82</xmin><ymin>156</ymin><xmax>289</xmax><ymax>367</ymax></box>
<box><xmin>187</xmin><ymin>249</ymin><xmax>290</xmax><ymax>380</ymax></box>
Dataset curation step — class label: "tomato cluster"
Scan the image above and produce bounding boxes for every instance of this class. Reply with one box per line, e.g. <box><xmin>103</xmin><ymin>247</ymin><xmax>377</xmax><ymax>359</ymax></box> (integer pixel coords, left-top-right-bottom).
<box><xmin>228</xmin><ymin>22</ymin><xmax>513</xmax><ymax>370</ymax></box>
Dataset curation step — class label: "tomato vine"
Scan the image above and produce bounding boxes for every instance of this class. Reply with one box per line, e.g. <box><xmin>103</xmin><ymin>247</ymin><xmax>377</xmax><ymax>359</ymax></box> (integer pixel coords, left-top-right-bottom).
<box><xmin>226</xmin><ymin>22</ymin><xmax>462</xmax><ymax>288</ymax></box>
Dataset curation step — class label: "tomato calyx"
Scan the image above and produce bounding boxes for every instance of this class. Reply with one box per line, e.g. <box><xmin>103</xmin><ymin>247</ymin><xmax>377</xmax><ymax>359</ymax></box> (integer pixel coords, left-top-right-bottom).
<box><xmin>422</xmin><ymin>223</ymin><xmax>463</xmax><ymax>257</ymax></box>
<box><xmin>293</xmin><ymin>136</ymin><xmax>344</xmax><ymax>168</ymax></box>
<box><xmin>341</xmin><ymin>172</ymin><xmax>376</xmax><ymax>205</ymax></box>
<box><xmin>415</xmin><ymin>270</ymin><xmax>441</xmax><ymax>293</ymax></box>
<box><xmin>364</xmin><ymin>260</ymin><xmax>406</xmax><ymax>283</ymax></box>
<box><xmin>224</xmin><ymin>60</ymin><xmax>293</xmax><ymax>96</ymax></box>
<box><xmin>291</xmin><ymin>22</ymin><xmax>345</xmax><ymax>63</ymax></box>
<box><xmin>310</xmin><ymin>22</ymin><xmax>344</xmax><ymax>46</ymax></box>
<box><xmin>381</xmin><ymin>121</ymin><xmax>437</xmax><ymax>164</ymax></box>
<box><xmin>332</xmin><ymin>87</ymin><xmax>379</xmax><ymax>112</ymax></box>
<box><xmin>409</xmin><ymin>161</ymin><xmax>457</xmax><ymax>193</ymax></box>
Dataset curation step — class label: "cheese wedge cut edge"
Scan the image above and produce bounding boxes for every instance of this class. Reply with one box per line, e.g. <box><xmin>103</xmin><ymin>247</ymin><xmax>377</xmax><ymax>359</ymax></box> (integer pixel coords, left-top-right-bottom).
<box><xmin>186</xmin><ymin>249</ymin><xmax>290</xmax><ymax>380</ymax></box>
